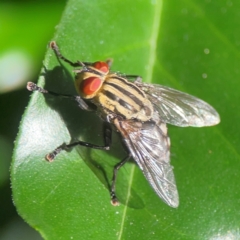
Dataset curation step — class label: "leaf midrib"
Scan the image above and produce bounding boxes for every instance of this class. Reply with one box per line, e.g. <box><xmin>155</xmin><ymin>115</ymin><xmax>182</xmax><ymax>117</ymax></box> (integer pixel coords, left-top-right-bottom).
<box><xmin>145</xmin><ymin>0</ymin><xmax>163</xmax><ymax>84</ymax></box>
<box><xmin>117</xmin><ymin>1</ymin><xmax>163</xmax><ymax>239</ymax></box>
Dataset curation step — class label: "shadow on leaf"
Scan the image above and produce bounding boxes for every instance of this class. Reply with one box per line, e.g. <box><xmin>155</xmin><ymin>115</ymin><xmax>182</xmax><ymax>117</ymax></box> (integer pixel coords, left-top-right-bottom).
<box><xmin>40</xmin><ymin>62</ymin><xmax>145</xmax><ymax>209</ymax></box>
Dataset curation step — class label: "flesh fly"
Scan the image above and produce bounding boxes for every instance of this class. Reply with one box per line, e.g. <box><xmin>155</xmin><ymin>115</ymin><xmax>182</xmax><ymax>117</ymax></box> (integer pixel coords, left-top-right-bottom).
<box><xmin>27</xmin><ymin>41</ymin><xmax>220</xmax><ymax>207</ymax></box>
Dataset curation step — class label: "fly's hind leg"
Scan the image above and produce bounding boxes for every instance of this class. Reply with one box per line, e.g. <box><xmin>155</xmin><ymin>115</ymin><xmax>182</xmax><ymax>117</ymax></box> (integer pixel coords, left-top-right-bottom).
<box><xmin>110</xmin><ymin>154</ymin><xmax>132</xmax><ymax>206</ymax></box>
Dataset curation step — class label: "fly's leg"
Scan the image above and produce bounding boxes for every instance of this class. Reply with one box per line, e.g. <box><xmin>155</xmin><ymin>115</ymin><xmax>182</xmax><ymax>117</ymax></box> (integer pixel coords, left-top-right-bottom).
<box><xmin>46</xmin><ymin>122</ymin><xmax>112</xmax><ymax>161</ymax></box>
<box><xmin>105</xmin><ymin>58</ymin><xmax>113</xmax><ymax>67</ymax></box>
<box><xmin>27</xmin><ymin>82</ymin><xmax>112</xmax><ymax>158</ymax></box>
<box><xmin>27</xmin><ymin>82</ymin><xmax>90</xmax><ymax>111</ymax></box>
<box><xmin>46</xmin><ymin>140</ymin><xmax>109</xmax><ymax>162</ymax></box>
<box><xmin>50</xmin><ymin>41</ymin><xmax>96</xmax><ymax>68</ymax></box>
<box><xmin>50</xmin><ymin>41</ymin><xmax>102</xmax><ymax>69</ymax></box>
<box><xmin>123</xmin><ymin>74</ymin><xmax>142</xmax><ymax>83</ymax></box>
<box><xmin>110</xmin><ymin>154</ymin><xmax>132</xmax><ymax>206</ymax></box>
<box><xmin>50</xmin><ymin>41</ymin><xmax>84</xmax><ymax>67</ymax></box>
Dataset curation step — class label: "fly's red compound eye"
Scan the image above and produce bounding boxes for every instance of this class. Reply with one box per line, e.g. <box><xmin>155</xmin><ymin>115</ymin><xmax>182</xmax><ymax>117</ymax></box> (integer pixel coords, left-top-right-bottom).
<box><xmin>81</xmin><ymin>77</ymin><xmax>102</xmax><ymax>95</ymax></box>
<box><xmin>92</xmin><ymin>61</ymin><xmax>109</xmax><ymax>73</ymax></box>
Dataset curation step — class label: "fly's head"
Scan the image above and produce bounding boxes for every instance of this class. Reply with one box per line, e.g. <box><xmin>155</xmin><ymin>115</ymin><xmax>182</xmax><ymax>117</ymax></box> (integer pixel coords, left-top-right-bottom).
<box><xmin>74</xmin><ymin>61</ymin><xmax>110</xmax><ymax>99</ymax></box>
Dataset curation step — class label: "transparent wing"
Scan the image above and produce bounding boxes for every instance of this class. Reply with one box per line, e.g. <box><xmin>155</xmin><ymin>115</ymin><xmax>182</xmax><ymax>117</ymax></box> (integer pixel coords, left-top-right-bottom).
<box><xmin>115</xmin><ymin>118</ymin><xmax>179</xmax><ymax>208</ymax></box>
<box><xmin>136</xmin><ymin>82</ymin><xmax>220</xmax><ymax>127</ymax></box>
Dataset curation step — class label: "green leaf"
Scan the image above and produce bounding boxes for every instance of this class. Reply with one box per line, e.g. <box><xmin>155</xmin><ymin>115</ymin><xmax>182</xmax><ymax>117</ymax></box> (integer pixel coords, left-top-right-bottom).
<box><xmin>12</xmin><ymin>0</ymin><xmax>240</xmax><ymax>239</ymax></box>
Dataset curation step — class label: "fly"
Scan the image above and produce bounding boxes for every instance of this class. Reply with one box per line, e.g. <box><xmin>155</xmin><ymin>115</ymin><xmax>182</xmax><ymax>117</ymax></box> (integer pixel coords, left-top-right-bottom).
<box><xmin>27</xmin><ymin>41</ymin><xmax>220</xmax><ymax>207</ymax></box>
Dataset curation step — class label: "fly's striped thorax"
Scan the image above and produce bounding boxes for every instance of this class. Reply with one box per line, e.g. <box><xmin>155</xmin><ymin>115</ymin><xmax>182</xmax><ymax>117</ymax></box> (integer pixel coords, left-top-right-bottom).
<box><xmin>94</xmin><ymin>74</ymin><xmax>153</xmax><ymax>121</ymax></box>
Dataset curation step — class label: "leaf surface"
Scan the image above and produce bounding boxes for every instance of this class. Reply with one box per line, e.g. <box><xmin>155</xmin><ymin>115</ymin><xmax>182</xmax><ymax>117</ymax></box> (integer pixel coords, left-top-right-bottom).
<box><xmin>12</xmin><ymin>0</ymin><xmax>240</xmax><ymax>239</ymax></box>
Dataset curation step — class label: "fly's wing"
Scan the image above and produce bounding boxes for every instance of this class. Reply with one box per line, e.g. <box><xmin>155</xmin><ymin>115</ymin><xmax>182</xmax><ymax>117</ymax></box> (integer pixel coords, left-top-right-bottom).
<box><xmin>136</xmin><ymin>82</ymin><xmax>220</xmax><ymax>127</ymax></box>
<box><xmin>114</xmin><ymin>118</ymin><xmax>179</xmax><ymax>208</ymax></box>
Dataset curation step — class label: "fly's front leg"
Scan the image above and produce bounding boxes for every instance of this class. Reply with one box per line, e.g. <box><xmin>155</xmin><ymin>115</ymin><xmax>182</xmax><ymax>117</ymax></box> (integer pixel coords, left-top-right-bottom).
<box><xmin>50</xmin><ymin>41</ymin><xmax>84</xmax><ymax>67</ymax></box>
<box><xmin>45</xmin><ymin>121</ymin><xmax>112</xmax><ymax>161</ymax></box>
<box><xmin>50</xmin><ymin>41</ymin><xmax>90</xmax><ymax>69</ymax></box>
<box><xmin>27</xmin><ymin>82</ymin><xmax>90</xmax><ymax>111</ymax></box>
<box><xmin>110</xmin><ymin>154</ymin><xmax>131</xmax><ymax>206</ymax></box>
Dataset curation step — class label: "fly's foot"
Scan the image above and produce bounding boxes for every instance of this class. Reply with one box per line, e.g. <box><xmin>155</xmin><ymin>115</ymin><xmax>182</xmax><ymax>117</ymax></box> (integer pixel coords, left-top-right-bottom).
<box><xmin>110</xmin><ymin>192</ymin><xmax>120</xmax><ymax>206</ymax></box>
<box><xmin>49</xmin><ymin>41</ymin><xmax>57</xmax><ymax>50</ymax></box>
<box><xmin>26</xmin><ymin>82</ymin><xmax>48</xmax><ymax>93</ymax></box>
<box><xmin>104</xmin><ymin>146</ymin><xmax>110</xmax><ymax>150</ymax></box>
<box><xmin>45</xmin><ymin>145</ymin><xmax>65</xmax><ymax>162</ymax></box>
<box><xmin>45</xmin><ymin>152</ymin><xmax>56</xmax><ymax>162</ymax></box>
<box><xmin>26</xmin><ymin>82</ymin><xmax>38</xmax><ymax>91</ymax></box>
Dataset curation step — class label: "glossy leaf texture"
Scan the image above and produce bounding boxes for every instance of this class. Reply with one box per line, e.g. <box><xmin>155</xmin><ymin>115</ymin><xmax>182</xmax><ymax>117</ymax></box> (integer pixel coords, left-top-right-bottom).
<box><xmin>11</xmin><ymin>0</ymin><xmax>240</xmax><ymax>239</ymax></box>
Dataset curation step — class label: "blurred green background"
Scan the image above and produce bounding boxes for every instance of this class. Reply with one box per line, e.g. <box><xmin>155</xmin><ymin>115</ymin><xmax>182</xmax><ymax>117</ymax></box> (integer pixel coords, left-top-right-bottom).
<box><xmin>0</xmin><ymin>1</ymin><xmax>66</xmax><ymax>239</ymax></box>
